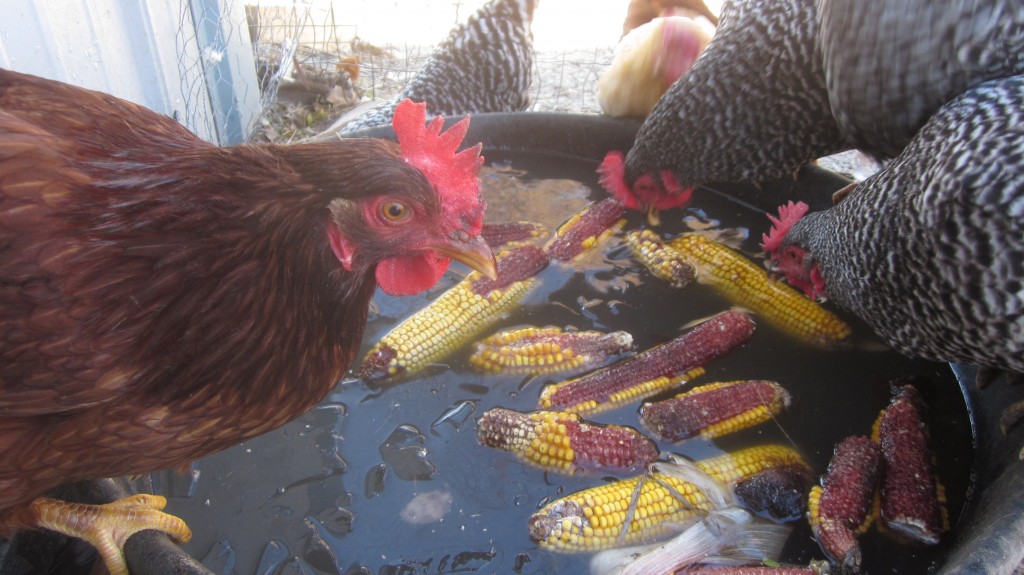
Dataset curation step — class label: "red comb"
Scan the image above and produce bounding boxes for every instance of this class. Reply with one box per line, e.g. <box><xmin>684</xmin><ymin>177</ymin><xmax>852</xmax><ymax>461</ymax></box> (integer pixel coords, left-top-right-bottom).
<box><xmin>597</xmin><ymin>151</ymin><xmax>693</xmax><ymax>211</ymax></box>
<box><xmin>393</xmin><ymin>99</ymin><xmax>484</xmax><ymax>228</ymax></box>
<box><xmin>760</xmin><ymin>201</ymin><xmax>809</xmax><ymax>254</ymax></box>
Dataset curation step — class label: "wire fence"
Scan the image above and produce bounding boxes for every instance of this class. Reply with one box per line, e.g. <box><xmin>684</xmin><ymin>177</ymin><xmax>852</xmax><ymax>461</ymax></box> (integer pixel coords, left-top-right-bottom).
<box><xmin>176</xmin><ymin>0</ymin><xmax>614</xmax><ymax>145</ymax></box>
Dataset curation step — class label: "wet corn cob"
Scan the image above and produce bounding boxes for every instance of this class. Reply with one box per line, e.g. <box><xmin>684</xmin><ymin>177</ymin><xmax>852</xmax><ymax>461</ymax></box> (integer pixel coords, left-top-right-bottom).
<box><xmin>530</xmin><ymin>444</ymin><xmax>809</xmax><ymax>553</ymax></box>
<box><xmin>476</xmin><ymin>408</ymin><xmax>658</xmax><ymax>475</ymax></box>
<box><xmin>871</xmin><ymin>384</ymin><xmax>948</xmax><ymax>544</ymax></box>
<box><xmin>668</xmin><ymin>234</ymin><xmax>851</xmax><ymax>349</ymax></box>
<box><xmin>639</xmin><ymin>380</ymin><xmax>792</xmax><ymax>442</ymax></box>
<box><xmin>808</xmin><ymin>435</ymin><xmax>882</xmax><ymax>572</ymax></box>
<box><xmin>481</xmin><ymin>221</ymin><xmax>547</xmax><ymax>249</ymax></box>
<box><xmin>469</xmin><ymin>327</ymin><xmax>633</xmax><ymax>375</ymax></box>
<box><xmin>624</xmin><ymin>229</ymin><xmax>696</xmax><ymax>289</ymax></box>
<box><xmin>678</xmin><ymin>564</ymin><xmax>830</xmax><ymax>575</ymax></box>
<box><xmin>538</xmin><ymin>310</ymin><xmax>755</xmax><ymax>416</ymax></box>
<box><xmin>732</xmin><ymin>464</ymin><xmax>813</xmax><ymax>522</ymax></box>
<box><xmin>544</xmin><ymin>197</ymin><xmax>627</xmax><ymax>261</ymax></box>
<box><xmin>357</xmin><ymin>245</ymin><xmax>549</xmax><ymax>382</ymax></box>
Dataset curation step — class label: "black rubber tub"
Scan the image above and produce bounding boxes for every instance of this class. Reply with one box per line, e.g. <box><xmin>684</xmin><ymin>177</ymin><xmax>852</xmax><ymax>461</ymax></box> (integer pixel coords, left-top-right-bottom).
<box><xmin>4</xmin><ymin>113</ymin><xmax>1023</xmax><ymax>575</ymax></box>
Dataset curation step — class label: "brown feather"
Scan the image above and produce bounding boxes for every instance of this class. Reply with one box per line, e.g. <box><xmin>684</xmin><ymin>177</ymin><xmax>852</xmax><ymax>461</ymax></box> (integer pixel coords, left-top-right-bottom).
<box><xmin>0</xmin><ymin>68</ymin><xmax>471</xmax><ymax>529</ymax></box>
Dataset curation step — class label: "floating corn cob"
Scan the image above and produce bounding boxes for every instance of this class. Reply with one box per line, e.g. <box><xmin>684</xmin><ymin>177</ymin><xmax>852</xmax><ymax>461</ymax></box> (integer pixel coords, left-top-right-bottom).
<box><xmin>476</xmin><ymin>408</ymin><xmax>658</xmax><ymax>475</ymax></box>
<box><xmin>481</xmin><ymin>221</ymin><xmax>547</xmax><ymax>248</ymax></box>
<box><xmin>668</xmin><ymin>234</ymin><xmax>851</xmax><ymax>349</ymax></box>
<box><xmin>872</xmin><ymin>384</ymin><xmax>948</xmax><ymax>544</ymax></box>
<box><xmin>808</xmin><ymin>436</ymin><xmax>882</xmax><ymax>572</ymax></box>
<box><xmin>639</xmin><ymin>380</ymin><xmax>792</xmax><ymax>442</ymax></box>
<box><xmin>732</xmin><ymin>464</ymin><xmax>813</xmax><ymax>522</ymax></box>
<box><xmin>675</xmin><ymin>564</ymin><xmax>830</xmax><ymax>575</ymax></box>
<box><xmin>624</xmin><ymin>229</ymin><xmax>696</xmax><ymax>289</ymax></box>
<box><xmin>544</xmin><ymin>197</ymin><xmax>627</xmax><ymax>261</ymax></box>
<box><xmin>469</xmin><ymin>327</ymin><xmax>633</xmax><ymax>375</ymax></box>
<box><xmin>538</xmin><ymin>310</ymin><xmax>756</xmax><ymax>416</ymax></box>
<box><xmin>357</xmin><ymin>245</ymin><xmax>549</xmax><ymax>381</ymax></box>
<box><xmin>530</xmin><ymin>444</ymin><xmax>809</xmax><ymax>553</ymax></box>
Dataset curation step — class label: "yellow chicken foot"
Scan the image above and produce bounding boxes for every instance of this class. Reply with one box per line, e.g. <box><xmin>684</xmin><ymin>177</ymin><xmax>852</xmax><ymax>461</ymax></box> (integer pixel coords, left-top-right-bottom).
<box><xmin>18</xmin><ymin>494</ymin><xmax>192</xmax><ymax>575</ymax></box>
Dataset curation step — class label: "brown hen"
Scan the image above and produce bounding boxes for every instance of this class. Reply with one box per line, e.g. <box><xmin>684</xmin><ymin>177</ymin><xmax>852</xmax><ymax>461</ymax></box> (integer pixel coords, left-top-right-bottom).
<box><xmin>0</xmin><ymin>68</ymin><xmax>495</xmax><ymax>574</ymax></box>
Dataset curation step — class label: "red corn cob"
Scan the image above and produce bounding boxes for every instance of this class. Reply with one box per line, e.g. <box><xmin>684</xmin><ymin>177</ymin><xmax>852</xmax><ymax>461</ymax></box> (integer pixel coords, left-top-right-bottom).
<box><xmin>476</xmin><ymin>407</ymin><xmax>658</xmax><ymax>475</ymax></box>
<box><xmin>538</xmin><ymin>311</ymin><xmax>756</xmax><ymax>416</ymax></box>
<box><xmin>639</xmin><ymin>380</ymin><xmax>792</xmax><ymax>441</ymax></box>
<box><xmin>873</xmin><ymin>384</ymin><xmax>948</xmax><ymax>544</ymax></box>
<box><xmin>808</xmin><ymin>435</ymin><xmax>883</xmax><ymax>572</ymax></box>
<box><xmin>469</xmin><ymin>244</ymin><xmax>550</xmax><ymax>295</ymax></box>
<box><xmin>544</xmin><ymin>197</ymin><xmax>626</xmax><ymax>261</ymax></box>
<box><xmin>481</xmin><ymin>221</ymin><xmax>547</xmax><ymax>249</ymax></box>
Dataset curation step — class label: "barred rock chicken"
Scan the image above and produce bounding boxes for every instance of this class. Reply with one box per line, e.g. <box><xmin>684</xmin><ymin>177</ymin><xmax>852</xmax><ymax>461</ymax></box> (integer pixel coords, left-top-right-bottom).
<box><xmin>599</xmin><ymin>0</ymin><xmax>1024</xmax><ymax>214</ymax></box>
<box><xmin>0</xmin><ymin>68</ymin><xmax>495</xmax><ymax>575</ymax></box>
<box><xmin>761</xmin><ymin>75</ymin><xmax>1024</xmax><ymax>379</ymax></box>
<box><xmin>316</xmin><ymin>0</ymin><xmax>536</xmax><ymax>137</ymax></box>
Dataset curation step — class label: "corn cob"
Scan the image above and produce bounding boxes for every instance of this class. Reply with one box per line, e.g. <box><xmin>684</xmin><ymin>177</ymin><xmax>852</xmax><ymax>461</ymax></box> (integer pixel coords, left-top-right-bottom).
<box><xmin>538</xmin><ymin>310</ymin><xmax>755</xmax><ymax>416</ymax></box>
<box><xmin>544</xmin><ymin>197</ymin><xmax>627</xmax><ymax>261</ymax></box>
<box><xmin>476</xmin><ymin>408</ymin><xmax>658</xmax><ymax>475</ymax></box>
<box><xmin>481</xmin><ymin>221</ymin><xmax>547</xmax><ymax>249</ymax></box>
<box><xmin>530</xmin><ymin>444</ymin><xmax>809</xmax><ymax>553</ymax></box>
<box><xmin>668</xmin><ymin>234</ymin><xmax>851</xmax><ymax>349</ymax></box>
<box><xmin>871</xmin><ymin>384</ymin><xmax>948</xmax><ymax>544</ymax></box>
<box><xmin>624</xmin><ymin>229</ymin><xmax>696</xmax><ymax>289</ymax></box>
<box><xmin>732</xmin><ymin>464</ymin><xmax>813</xmax><ymax>522</ymax></box>
<box><xmin>808</xmin><ymin>435</ymin><xmax>882</xmax><ymax>572</ymax></box>
<box><xmin>469</xmin><ymin>327</ymin><xmax>633</xmax><ymax>375</ymax></box>
<box><xmin>677</xmin><ymin>564</ymin><xmax>830</xmax><ymax>575</ymax></box>
<box><xmin>639</xmin><ymin>380</ymin><xmax>791</xmax><ymax>442</ymax></box>
<box><xmin>357</xmin><ymin>245</ymin><xmax>549</xmax><ymax>382</ymax></box>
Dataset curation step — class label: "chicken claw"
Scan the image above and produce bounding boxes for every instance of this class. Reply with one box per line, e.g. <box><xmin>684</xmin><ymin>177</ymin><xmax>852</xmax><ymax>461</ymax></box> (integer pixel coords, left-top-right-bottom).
<box><xmin>25</xmin><ymin>494</ymin><xmax>191</xmax><ymax>575</ymax></box>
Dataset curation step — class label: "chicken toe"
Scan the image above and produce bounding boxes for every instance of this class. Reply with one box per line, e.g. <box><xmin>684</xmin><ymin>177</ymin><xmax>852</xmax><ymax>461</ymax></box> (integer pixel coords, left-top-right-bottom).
<box><xmin>23</xmin><ymin>494</ymin><xmax>192</xmax><ymax>575</ymax></box>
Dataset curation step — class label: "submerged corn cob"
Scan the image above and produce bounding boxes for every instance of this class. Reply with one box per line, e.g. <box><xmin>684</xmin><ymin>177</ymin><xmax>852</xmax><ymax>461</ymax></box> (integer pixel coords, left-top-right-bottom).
<box><xmin>544</xmin><ymin>197</ymin><xmax>627</xmax><ymax>261</ymax></box>
<box><xmin>668</xmin><ymin>234</ymin><xmax>851</xmax><ymax>349</ymax></box>
<box><xmin>733</xmin><ymin>464</ymin><xmax>813</xmax><ymax>522</ymax></box>
<box><xmin>481</xmin><ymin>221</ymin><xmax>547</xmax><ymax>249</ymax></box>
<box><xmin>872</xmin><ymin>384</ymin><xmax>948</xmax><ymax>544</ymax></box>
<box><xmin>678</xmin><ymin>565</ymin><xmax>830</xmax><ymax>575</ymax></box>
<box><xmin>469</xmin><ymin>327</ymin><xmax>633</xmax><ymax>375</ymax></box>
<box><xmin>639</xmin><ymin>380</ymin><xmax>792</xmax><ymax>441</ymax></box>
<box><xmin>538</xmin><ymin>310</ymin><xmax>755</xmax><ymax>416</ymax></box>
<box><xmin>808</xmin><ymin>436</ymin><xmax>882</xmax><ymax>572</ymax></box>
<box><xmin>357</xmin><ymin>246</ymin><xmax>549</xmax><ymax>382</ymax></box>
<box><xmin>530</xmin><ymin>444</ymin><xmax>809</xmax><ymax>552</ymax></box>
<box><xmin>476</xmin><ymin>408</ymin><xmax>658</xmax><ymax>475</ymax></box>
<box><xmin>625</xmin><ymin>229</ymin><xmax>696</xmax><ymax>288</ymax></box>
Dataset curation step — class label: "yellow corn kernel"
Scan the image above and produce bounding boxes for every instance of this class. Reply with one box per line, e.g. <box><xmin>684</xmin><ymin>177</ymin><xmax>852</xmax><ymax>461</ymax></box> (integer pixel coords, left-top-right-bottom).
<box><xmin>624</xmin><ymin>229</ymin><xmax>696</xmax><ymax>288</ymax></box>
<box><xmin>531</xmin><ymin>444</ymin><xmax>809</xmax><ymax>552</ymax></box>
<box><xmin>538</xmin><ymin>368</ymin><xmax>706</xmax><ymax>416</ymax></box>
<box><xmin>358</xmin><ymin>273</ymin><xmax>535</xmax><ymax>381</ymax></box>
<box><xmin>669</xmin><ymin>234</ymin><xmax>851</xmax><ymax>348</ymax></box>
<box><xmin>477</xmin><ymin>408</ymin><xmax>658</xmax><ymax>475</ymax></box>
<box><xmin>468</xmin><ymin>327</ymin><xmax>632</xmax><ymax>376</ymax></box>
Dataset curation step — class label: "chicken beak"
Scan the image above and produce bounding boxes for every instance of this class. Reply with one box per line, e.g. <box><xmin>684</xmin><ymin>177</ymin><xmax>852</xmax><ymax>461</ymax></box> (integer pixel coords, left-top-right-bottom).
<box><xmin>645</xmin><ymin>204</ymin><xmax>661</xmax><ymax>227</ymax></box>
<box><xmin>432</xmin><ymin>235</ymin><xmax>498</xmax><ymax>280</ymax></box>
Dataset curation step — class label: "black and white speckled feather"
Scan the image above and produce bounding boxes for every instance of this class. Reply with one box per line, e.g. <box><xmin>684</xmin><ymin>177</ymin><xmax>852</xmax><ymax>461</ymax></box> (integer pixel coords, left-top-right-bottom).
<box><xmin>624</xmin><ymin>0</ymin><xmax>846</xmax><ymax>188</ymax></box>
<box><xmin>820</xmin><ymin>0</ymin><xmax>1024</xmax><ymax>158</ymax></box>
<box><xmin>624</xmin><ymin>0</ymin><xmax>1024</xmax><ymax>188</ymax></box>
<box><xmin>782</xmin><ymin>76</ymin><xmax>1024</xmax><ymax>372</ymax></box>
<box><xmin>340</xmin><ymin>0</ymin><xmax>537</xmax><ymax>134</ymax></box>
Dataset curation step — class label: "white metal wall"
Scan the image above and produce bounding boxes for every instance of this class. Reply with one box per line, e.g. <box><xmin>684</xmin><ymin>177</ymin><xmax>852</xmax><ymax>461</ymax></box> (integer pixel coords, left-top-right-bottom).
<box><xmin>0</xmin><ymin>0</ymin><xmax>260</xmax><ymax>145</ymax></box>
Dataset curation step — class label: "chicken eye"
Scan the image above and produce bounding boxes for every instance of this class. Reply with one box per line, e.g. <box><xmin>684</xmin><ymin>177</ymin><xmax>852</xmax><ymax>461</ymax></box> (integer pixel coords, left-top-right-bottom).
<box><xmin>380</xmin><ymin>201</ymin><xmax>410</xmax><ymax>222</ymax></box>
